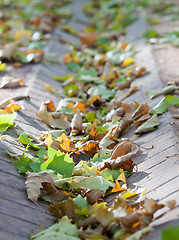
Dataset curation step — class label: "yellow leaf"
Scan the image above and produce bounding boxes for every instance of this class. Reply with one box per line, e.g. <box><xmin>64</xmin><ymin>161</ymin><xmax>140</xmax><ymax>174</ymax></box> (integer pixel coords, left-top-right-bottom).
<box><xmin>0</xmin><ymin>63</ymin><xmax>7</xmax><ymax>71</ymax></box>
<box><xmin>122</xmin><ymin>57</ymin><xmax>134</xmax><ymax>67</ymax></box>
<box><xmin>121</xmin><ymin>189</ymin><xmax>137</xmax><ymax>199</ymax></box>
<box><xmin>14</xmin><ymin>29</ymin><xmax>32</xmax><ymax>41</ymax></box>
<box><xmin>45</xmin><ymin>84</ymin><xmax>55</xmax><ymax>93</ymax></box>
<box><xmin>117</xmin><ymin>169</ymin><xmax>126</xmax><ymax>184</ymax></box>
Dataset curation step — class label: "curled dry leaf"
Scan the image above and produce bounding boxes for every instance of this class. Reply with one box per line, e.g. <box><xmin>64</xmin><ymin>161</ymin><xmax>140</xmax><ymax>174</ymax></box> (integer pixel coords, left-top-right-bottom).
<box><xmin>116</xmin><ymin>79</ymin><xmax>132</xmax><ymax>90</ymax></box>
<box><xmin>0</xmin><ymin>76</ymin><xmax>25</xmax><ymax>89</ymax></box>
<box><xmin>131</xmin><ymin>104</ymin><xmax>150</xmax><ymax>121</ymax></box>
<box><xmin>79</xmin><ymin>32</ymin><xmax>97</xmax><ymax>45</ymax></box>
<box><xmin>134</xmin><ymin>114</ymin><xmax>151</xmax><ymax>127</ymax></box>
<box><xmin>111</xmin><ymin>140</ymin><xmax>132</xmax><ymax>160</ymax></box>
<box><xmin>36</xmin><ymin>102</ymin><xmax>70</xmax><ymax>129</ymax></box>
<box><xmin>117</xmin><ymin>86</ymin><xmax>138</xmax><ymax>102</ymax></box>
<box><xmin>70</xmin><ymin>109</ymin><xmax>83</xmax><ymax>135</ymax></box>
<box><xmin>114</xmin><ymin>118</ymin><xmax>133</xmax><ymax>138</ymax></box>
<box><xmin>107</xmin><ymin>98</ymin><xmax>122</xmax><ymax>111</ymax></box>
<box><xmin>99</xmin><ymin>148</ymin><xmax>139</xmax><ymax>170</ymax></box>
<box><xmin>25</xmin><ymin>171</ymin><xmax>55</xmax><ymax>204</ymax></box>
<box><xmin>82</xmin><ymin>188</ymin><xmax>104</xmax><ymax>205</ymax></box>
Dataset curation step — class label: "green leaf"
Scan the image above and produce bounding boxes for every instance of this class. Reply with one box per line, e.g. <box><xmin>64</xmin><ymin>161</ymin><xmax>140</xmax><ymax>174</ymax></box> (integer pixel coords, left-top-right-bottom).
<box><xmin>142</xmin><ymin>29</ymin><xmax>160</xmax><ymax>38</ymax></box>
<box><xmin>40</xmin><ymin>146</ymin><xmax>74</xmax><ymax>177</ymax></box>
<box><xmin>31</xmin><ymin>216</ymin><xmax>80</xmax><ymax>240</ymax></box>
<box><xmin>101</xmin><ymin>169</ymin><xmax>121</xmax><ymax>181</ymax></box>
<box><xmin>150</xmin><ymin>95</ymin><xmax>179</xmax><ymax>115</ymax></box>
<box><xmin>73</xmin><ymin>195</ymin><xmax>90</xmax><ymax>209</ymax></box>
<box><xmin>53</xmin><ymin>75</ymin><xmax>73</xmax><ymax>82</ymax></box>
<box><xmin>162</xmin><ymin>225</ymin><xmax>179</xmax><ymax>240</ymax></box>
<box><xmin>88</xmin><ymin>85</ymin><xmax>115</xmax><ymax>101</ymax></box>
<box><xmin>18</xmin><ymin>133</ymin><xmax>33</xmax><ymax>145</ymax></box>
<box><xmin>70</xmin><ymin>176</ymin><xmax>115</xmax><ymax>194</ymax></box>
<box><xmin>135</xmin><ymin>114</ymin><xmax>160</xmax><ymax>134</ymax></box>
<box><xmin>146</xmin><ymin>85</ymin><xmax>178</xmax><ymax>99</ymax></box>
<box><xmin>13</xmin><ymin>152</ymin><xmax>33</xmax><ymax>173</ymax></box>
<box><xmin>67</xmin><ymin>62</ymin><xmax>80</xmax><ymax>72</ymax></box>
<box><xmin>85</xmin><ymin>112</ymin><xmax>98</xmax><ymax>123</ymax></box>
<box><xmin>0</xmin><ymin>112</ymin><xmax>16</xmax><ymax>133</ymax></box>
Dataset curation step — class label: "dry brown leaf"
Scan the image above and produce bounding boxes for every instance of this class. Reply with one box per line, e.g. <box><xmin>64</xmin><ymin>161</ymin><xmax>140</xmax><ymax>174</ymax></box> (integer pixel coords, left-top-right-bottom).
<box><xmin>131</xmin><ymin>104</ymin><xmax>150</xmax><ymax>121</ymax></box>
<box><xmin>0</xmin><ymin>76</ymin><xmax>25</xmax><ymax>89</ymax></box>
<box><xmin>107</xmin><ymin>98</ymin><xmax>122</xmax><ymax>111</ymax></box>
<box><xmin>116</xmin><ymin>79</ymin><xmax>132</xmax><ymax>90</ymax></box>
<box><xmin>134</xmin><ymin>114</ymin><xmax>151</xmax><ymax>127</ymax></box>
<box><xmin>79</xmin><ymin>32</ymin><xmax>97</xmax><ymax>45</ymax></box>
<box><xmin>114</xmin><ymin>118</ymin><xmax>133</xmax><ymax>138</ymax></box>
<box><xmin>83</xmin><ymin>188</ymin><xmax>104</xmax><ymax>205</ymax></box>
<box><xmin>47</xmin><ymin>198</ymin><xmax>81</xmax><ymax>222</ymax></box>
<box><xmin>63</xmin><ymin>53</ymin><xmax>72</xmax><ymax>64</ymax></box>
<box><xmin>70</xmin><ymin>109</ymin><xmax>83</xmax><ymax>135</ymax></box>
<box><xmin>25</xmin><ymin>171</ymin><xmax>55</xmax><ymax>204</ymax></box>
<box><xmin>111</xmin><ymin>140</ymin><xmax>132</xmax><ymax>160</ymax></box>
<box><xmin>36</xmin><ymin>102</ymin><xmax>70</xmax><ymax>129</ymax></box>
<box><xmin>99</xmin><ymin>148</ymin><xmax>139</xmax><ymax>170</ymax></box>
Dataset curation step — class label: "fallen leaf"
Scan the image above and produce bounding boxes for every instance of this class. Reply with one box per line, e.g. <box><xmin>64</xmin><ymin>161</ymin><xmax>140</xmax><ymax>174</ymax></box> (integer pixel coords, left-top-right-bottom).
<box><xmin>0</xmin><ymin>112</ymin><xmax>16</xmax><ymax>132</ymax></box>
<box><xmin>31</xmin><ymin>216</ymin><xmax>80</xmax><ymax>240</ymax></box>
<box><xmin>4</xmin><ymin>104</ymin><xmax>21</xmax><ymax>113</ymax></box>
<box><xmin>135</xmin><ymin>114</ymin><xmax>160</xmax><ymax>134</ymax></box>
<box><xmin>150</xmin><ymin>95</ymin><xmax>179</xmax><ymax>115</ymax></box>
<box><xmin>83</xmin><ymin>188</ymin><xmax>104</xmax><ymax>205</ymax></box>
<box><xmin>79</xmin><ymin>32</ymin><xmax>97</xmax><ymax>45</ymax></box>
<box><xmin>131</xmin><ymin>104</ymin><xmax>150</xmax><ymax>121</ymax></box>
<box><xmin>122</xmin><ymin>57</ymin><xmax>134</xmax><ymax>67</ymax></box>
<box><xmin>111</xmin><ymin>141</ymin><xmax>132</xmax><ymax>160</ymax></box>
<box><xmin>44</xmin><ymin>100</ymin><xmax>56</xmax><ymax>112</ymax></box>
<box><xmin>40</xmin><ymin>146</ymin><xmax>75</xmax><ymax>177</ymax></box>
<box><xmin>36</xmin><ymin>102</ymin><xmax>70</xmax><ymax>129</ymax></box>
<box><xmin>70</xmin><ymin>109</ymin><xmax>83</xmax><ymax>135</ymax></box>
<box><xmin>25</xmin><ymin>171</ymin><xmax>55</xmax><ymax>204</ymax></box>
<box><xmin>99</xmin><ymin>148</ymin><xmax>139</xmax><ymax>170</ymax></box>
<box><xmin>0</xmin><ymin>76</ymin><xmax>25</xmax><ymax>88</ymax></box>
<box><xmin>111</xmin><ymin>180</ymin><xmax>126</xmax><ymax>193</ymax></box>
<box><xmin>77</xmin><ymin>140</ymin><xmax>99</xmax><ymax>158</ymax></box>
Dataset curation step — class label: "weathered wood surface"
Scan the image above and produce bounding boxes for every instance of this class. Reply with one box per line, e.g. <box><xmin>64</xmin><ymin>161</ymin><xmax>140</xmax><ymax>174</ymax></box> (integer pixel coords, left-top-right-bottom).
<box><xmin>0</xmin><ymin>1</ymin><xmax>178</xmax><ymax>239</ymax></box>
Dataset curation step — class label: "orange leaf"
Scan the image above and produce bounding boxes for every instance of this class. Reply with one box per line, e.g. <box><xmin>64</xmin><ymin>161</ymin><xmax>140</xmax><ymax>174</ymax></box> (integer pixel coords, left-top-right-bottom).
<box><xmin>57</xmin><ymin>133</ymin><xmax>76</xmax><ymax>153</ymax></box>
<box><xmin>79</xmin><ymin>32</ymin><xmax>97</xmax><ymax>45</ymax></box>
<box><xmin>77</xmin><ymin>140</ymin><xmax>99</xmax><ymax>158</ymax></box>
<box><xmin>111</xmin><ymin>180</ymin><xmax>126</xmax><ymax>193</ymax></box>
<box><xmin>63</xmin><ymin>53</ymin><xmax>72</xmax><ymax>64</ymax></box>
<box><xmin>73</xmin><ymin>101</ymin><xmax>86</xmax><ymax>113</ymax></box>
<box><xmin>44</xmin><ymin>100</ymin><xmax>56</xmax><ymax>112</ymax></box>
<box><xmin>4</xmin><ymin>104</ymin><xmax>21</xmax><ymax>113</ymax></box>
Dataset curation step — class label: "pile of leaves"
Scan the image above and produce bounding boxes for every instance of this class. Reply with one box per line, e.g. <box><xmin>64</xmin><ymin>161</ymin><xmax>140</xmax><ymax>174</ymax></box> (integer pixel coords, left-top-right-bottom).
<box><xmin>0</xmin><ymin>0</ymin><xmax>179</xmax><ymax>239</ymax></box>
<box><xmin>0</xmin><ymin>0</ymin><xmax>72</xmax><ymax>66</ymax></box>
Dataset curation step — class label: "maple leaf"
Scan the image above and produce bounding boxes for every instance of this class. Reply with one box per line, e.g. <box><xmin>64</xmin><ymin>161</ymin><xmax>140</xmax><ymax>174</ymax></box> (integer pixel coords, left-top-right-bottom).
<box><xmin>25</xmin><ymin>171</ymin><xmax>55</xmax><ymax>204</ymax></box>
